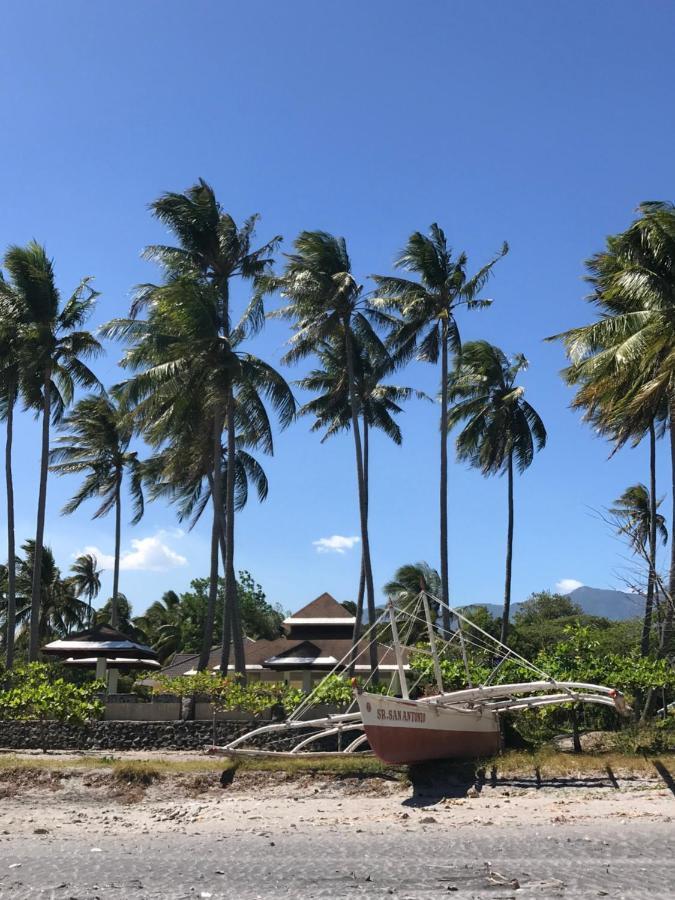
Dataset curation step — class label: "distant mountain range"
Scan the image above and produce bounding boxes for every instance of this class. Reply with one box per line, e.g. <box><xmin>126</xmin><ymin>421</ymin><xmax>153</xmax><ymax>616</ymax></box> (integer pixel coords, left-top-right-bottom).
<box><xmin>459</xmin><ymin>585</ymin><xmax>644</xmax><ymax>622</ymax></box>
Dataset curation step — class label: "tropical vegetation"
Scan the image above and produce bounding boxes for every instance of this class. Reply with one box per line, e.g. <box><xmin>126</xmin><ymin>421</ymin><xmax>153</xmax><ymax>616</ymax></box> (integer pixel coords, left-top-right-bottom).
<box><xmin>0</xmin><ymin>184</ymin><xmax>672</xmax><ymax>733</ymax></box>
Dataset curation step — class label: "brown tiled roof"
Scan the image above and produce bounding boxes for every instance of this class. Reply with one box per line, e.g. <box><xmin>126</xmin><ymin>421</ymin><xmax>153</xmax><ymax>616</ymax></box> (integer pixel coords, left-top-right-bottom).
<box><xmin>288</xmin><ymin>592</ymin><xmax>352</xmax><ymax>620</ymax></box>
<box><xmin>157</xmin><ymin>635</ymin><xmax>406</xmax><ymax>675</ymax></box>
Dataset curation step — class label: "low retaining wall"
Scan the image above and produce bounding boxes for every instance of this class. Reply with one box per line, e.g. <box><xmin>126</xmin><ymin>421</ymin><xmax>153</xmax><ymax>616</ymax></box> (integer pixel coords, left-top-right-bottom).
<box><xmin>0</xmin><ymin>719</ymin><xmax>252</xmax><ymax>751</ymax></box>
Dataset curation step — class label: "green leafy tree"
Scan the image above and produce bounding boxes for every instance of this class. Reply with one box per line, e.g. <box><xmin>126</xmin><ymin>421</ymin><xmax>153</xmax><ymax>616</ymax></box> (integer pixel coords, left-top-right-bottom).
<box><xmin>270</xmin><ymin>231</ymin><xmax>385</xmax><ymax>677</ymax></box>
<box><xmin>383</xmin><ymin>562</ymin><xmax>441</xmax><ymax>644</ymax></box>
<box><xmin>609</xmin><ymin>484</ymin><xmax>668</xmax><ymax>655</ymax></box>
<box><xmin>372</xmin><ymin>226</ymin><xmax>507</xmax><ymax>635</ymax></box>
<box><xmin>297</xmin><ymin>327</ymin><xmax>422</xmax><ymax>666</ymax></box>
<box><xmin>0</xmin><ymin>662</ymin><xmax>104</xmax><ymax>725</ymax></box>
<box><xmin>69</xmin><ymin>553</ymin><xmax>102</xmax><ymax>625</ymax></box>
<box><xmin>11</xmin><ymin>540</ymin><xmax>89</xmax><ymax>647</ymax></box>
<box><xmin>104</xmin><ymin>180</ymin><xmax>294</xmax><ymax>678</ymax></box>
<box><xmin>50</xmin><ymin>395</ymin><xmax>144</xmax><ymax>628</ymax></box>
<box><xmin>550</xmin><ymin>202</ymin><xmax>675</xmax><ymax>656</ymax></box>
<box><xmin>447</xmin><ymin>341</ymin><xmax>546</xmax><ymax>643</ymax></box>
<box><xmin>2</xmin><ymin>242</ymin><xmax>101</xmax><ymax>660</ymax></box>
<box><xmin>0</xmin><ymin>278</ymin><xmax>23</xmax><ymax>668</ymax></box>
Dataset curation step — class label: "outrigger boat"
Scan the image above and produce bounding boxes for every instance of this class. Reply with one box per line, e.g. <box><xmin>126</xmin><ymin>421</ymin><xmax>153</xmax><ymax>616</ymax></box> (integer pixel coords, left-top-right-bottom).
<box><xmin>212</xmin><ymin>591</ymin><xmax>629</xmax><ymax>765</ymax></box>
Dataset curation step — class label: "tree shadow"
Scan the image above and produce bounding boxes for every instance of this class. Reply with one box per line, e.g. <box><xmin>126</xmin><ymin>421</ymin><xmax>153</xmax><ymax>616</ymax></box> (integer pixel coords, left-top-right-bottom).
<box><xmin>653</xmin><ymin>759</ymin><xmax>675</xmax><ymax>797</ymax></box>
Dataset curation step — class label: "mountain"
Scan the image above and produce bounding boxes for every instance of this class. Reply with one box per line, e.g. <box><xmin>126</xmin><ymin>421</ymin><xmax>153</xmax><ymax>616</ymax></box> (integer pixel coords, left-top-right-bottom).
<box><xmin>566</xmin><ymin>586</ymin><xmax>643</xmax><ymax>621</ymax></box>
<box><xmin>458</xmin><ymin>587</ymin><xmax>643</xmax><ymax>622</ymax></box>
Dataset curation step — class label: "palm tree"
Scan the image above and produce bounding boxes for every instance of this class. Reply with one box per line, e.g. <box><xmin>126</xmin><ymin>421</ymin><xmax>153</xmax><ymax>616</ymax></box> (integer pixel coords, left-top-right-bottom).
<box><xmin>13</xmin><ymin>540</ymin><xmax>89</xmax><ymax>646</ymax></box>
<box><xmin>0</xmin><ymin>277</ymin><xmax>24</xmax><ymax>668</ymax></box>
<box><xmin>2</xmin><ymin>242</ymin><xmax>101</xmax><ymax>660</ymax></box>
<box><xmin>610</xmin><ymin>484</ymin><xmax>667</xmax><ymax>553</ymax></box>
<box><xmin>550</xmin><ymin>201</ymin><xmax>675</xmax><ymax>656</ymax></box>
<box><xmin>383</xmin><ymin>561</ymin><xmax>441</xmax><ymax>644</ymax></box>
<box><xmin>49</xmin><ymin>395</ymin><xmax>143</xmax><ymax>629</ymax></box>
<box><xmin>270</xmin><ymin>231</ymin><xmax>387</xmax><ymax>676</ymax></box>
<box><xmin>134</xmin><ymin>590</ymin><xmax>184</xmax><ymax>662</ymax></box>
<box><xmin>372</xmin><ymin>226</ymin><xmax>508</xmax><ymax>635</ymax></box>
<box><xmin>296</xmin><ymin>326</ymin><xmax>424</xmax><ymax>666</ymax></box>
<box><xmin>69</xmin><ymin>553</ymin><xmax>102</xmax><ymax>625</ymax></box>
<box><xmin>447</xmin><ymin>341</ymin><xmax>546</xmax><ymax>644</ymax></box>
<box><xmin>103</xmin><ymin>180</ymin><xmax>293</xmax><ymax>675</ymax></box>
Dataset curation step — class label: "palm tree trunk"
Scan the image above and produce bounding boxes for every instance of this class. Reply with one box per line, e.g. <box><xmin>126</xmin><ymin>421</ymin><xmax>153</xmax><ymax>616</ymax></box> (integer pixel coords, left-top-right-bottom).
<box><xmin>4</xmin><ymin>380</ymin><xmax>16</xmax><ymax>669</ymax></box>
<box><xmin>200</xmin><ymin>417</ymin><xmax>224</xmax><ymax>672</ymax></box>
<box><xmin>222</xmin><ymin>389</ymin><xmax>246</xmax><ymax>680</ymax></box>
<box><xmin>217</xmin><ymin>519</ymin><xmax>232</xmax><ymax>675</ymax></box>
<box><xmin>500</xmin><ymin>451</ymin><xmax>514</xmax><ymax>645</ymax></box>
<box><xmin>658</xmin><ymin>395</ymin><xmax>675</xmax><ymax>658</ymax></box>
<box><xmin>349</xmin><ymin>417</ymin><xmax>368</xmax><ymax>676</ymax></box>
<box><xmin>111</xmin><ymin>471</ymin><xmax>122</xmax><ymax>630</ymax></box>
<box><xmin>440</xmin><ymin>319</ymin><xmax>451</xmax><ymax>637</ymax></box>
<box><xmin>641</xmin><ymin>419</ymin><xmax>657</xmax><ymax>657</ymax></box>
<box><xmin>29</xmin><ymin>367</ymin><xmax>51</xmax><ymax>662</ymax></box>
<box><xmin>198</xmin><ymin>514</ymin><xmax>219</xmax><ymax>672</ymax></box>
<box><xmin>344</xmin><ymin>326</ymin><xmax>378</xmax><ymax>680</ymax></box>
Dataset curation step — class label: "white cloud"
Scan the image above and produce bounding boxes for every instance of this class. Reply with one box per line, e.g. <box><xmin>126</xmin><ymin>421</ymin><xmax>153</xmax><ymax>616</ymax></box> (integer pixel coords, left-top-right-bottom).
<box><xmin>555</xmin><ymin>578</ymin><xmax>584</xmax><ymax>594</ymax></box>
<box><xmin>313</xmin><ymin>535</ymin><xmax>360</xmax><ymax>554</ymax></box>
<box><xmin>78</xmin><ymin>530</ymin><xmax>187</xmax><ymax>572</ymax></box>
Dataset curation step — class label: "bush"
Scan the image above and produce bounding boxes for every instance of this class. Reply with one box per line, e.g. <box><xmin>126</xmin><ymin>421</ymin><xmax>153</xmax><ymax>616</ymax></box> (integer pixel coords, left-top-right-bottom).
<box><xmin>0</xmin><ymin>663</ymin><xmax>104</xmax><ymax>725</ymax></box>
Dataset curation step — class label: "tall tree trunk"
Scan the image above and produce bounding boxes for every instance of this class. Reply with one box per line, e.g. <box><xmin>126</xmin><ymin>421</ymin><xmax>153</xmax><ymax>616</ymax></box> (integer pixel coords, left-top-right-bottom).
<box><xmin>500</xmin><ymin>452</ymin><xmax>514</xmax><ymax>645</ymax></box>
<box><xmin>111</xmin><ymin>471</ymin><xmax>122</xmax><ymax>629</ymax></box>
<box><xmin>349</xmin><ymin>417</ymin><xmax>368</xmax><ymax>676</ymax></box>
<box><xmin>440</xmin><ymin>319</ymin><xmax>451</xmax><ymax>637</ymax></box>
<box><xmin>642</xmin><ymin>419</ymin><xmax>657</xmax><ymax>657</ymax></box>
<box><xmin>343</xmin><ymin>326</ymin><xmax>378</xmax><ymax>680</ymax></box>
<box><xmin>658</xmin><ymin>395</ymin><xmax>675</xmax><ymax>658</ymax></box>
<box><xmin>222</xmin><ymin>389</ymin><xmax>246</xmax><ymax>679</ymax></box>
<box><xmin>198</xmin><ymin>514</ymin><xmax>220</xmax><ymax>672</ymax></box>
<box><xmin>200</xmin><ymin>417</ymin><xmax>224</xmax><ymax>672</ymax></box>
<box><xmin>4</xmin><ymin>380</ymin><xmax>16</xmax><ymax>669</ymax></box>
<box><xmin>217</xmin><ymin>517</ymin><xmax>232</xmax><ymax>676</ymax></box>
<box><xmin>29</xmin><ymin>367</ymin><xmax>51</xmax><ymax>662</ymax></box>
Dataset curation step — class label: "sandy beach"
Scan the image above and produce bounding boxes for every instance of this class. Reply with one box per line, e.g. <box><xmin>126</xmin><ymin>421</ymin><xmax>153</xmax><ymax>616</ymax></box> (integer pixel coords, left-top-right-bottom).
<box><xmin>0</xmin><ymin>751</ymin><xmax>673</xmax><ymax>898</ymax></box>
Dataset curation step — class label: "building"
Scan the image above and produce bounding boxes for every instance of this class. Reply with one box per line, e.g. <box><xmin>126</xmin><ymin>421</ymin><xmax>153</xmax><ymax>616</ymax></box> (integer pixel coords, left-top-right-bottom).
<box><xmin>158</xmin><ymin>592</ymin><xmax>409</xmax><ymax>691</ymax></box>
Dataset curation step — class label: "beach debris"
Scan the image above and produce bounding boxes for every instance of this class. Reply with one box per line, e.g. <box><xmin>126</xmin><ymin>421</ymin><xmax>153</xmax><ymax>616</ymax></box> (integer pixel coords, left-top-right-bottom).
<box><xmin>90</xmin><ymin>848</ymin><xmax>103</xmax><ymax>853</ymax></box>
<box><xmin>8</xmin><ymin>864</ymin><xmax>22</xmax><ymax>869</ymax></box>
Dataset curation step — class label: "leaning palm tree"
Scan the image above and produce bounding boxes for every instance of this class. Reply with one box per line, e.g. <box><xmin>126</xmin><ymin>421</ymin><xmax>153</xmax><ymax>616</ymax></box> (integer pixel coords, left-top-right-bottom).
<box><xmin>2</xmin><ymin>242</ymin><xmax>102</xmax><ymax>660</ymax></box>
<box><xmin>270</xmin><ymin>231</ymin><xmax>386</xmax><ymax>676</ymax></box>
<box><xmin>296</xmin><ymin>326</ymin><xmax>424</xmax><ymax>667</ymax></box>
<box><xmin>383</xmin><ymin>561</ymin><xmax>442</xmax><ymax>644</ymax></box>
<box><xmin>372</xmin><ymin>226</ymin><xmax>508</xmax><ymax>635</ymax></box>
<box><xmin>550</xmin><ymin>201</ymin><xmax>675</xmax><ymax>656</ymax></box>
<box><xmin>103</xmin><ymin>183</ymin><xmax>293</xmax><ymax>674</ymax></box>
<box><xmin>50</xmin><ymin>395</ymin><xmax>144</xmax><ymax>629</ymax></box>
<box><xmin>0</xmin><ymin>277</ymin><xmax>24</xmax><ymax>667</ymax></box>
<box><xmin>447</xmin><ymin>341</ymin><xmax>546</xmax><ymax>644</ymax></box>
<box><xmin>610</xmin><ymin>483</ymin><xmax>667</xmax><ymax>555</ymax></box>
<box><xmin>69</xmin><ymin>553</ymin><xmax>103</xmax><ymax>625</ymax></box>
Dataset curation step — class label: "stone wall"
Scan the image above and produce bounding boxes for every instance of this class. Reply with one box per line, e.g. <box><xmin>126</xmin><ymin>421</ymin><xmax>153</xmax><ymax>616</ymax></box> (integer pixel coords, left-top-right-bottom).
<box><xmin>0</xmin><ymin>719</ymin><xmax>252</xmax><ymax>751</ymax></box>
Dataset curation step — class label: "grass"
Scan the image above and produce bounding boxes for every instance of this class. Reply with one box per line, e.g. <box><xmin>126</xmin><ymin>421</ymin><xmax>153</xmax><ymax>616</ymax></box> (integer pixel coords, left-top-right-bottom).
<box><xmin>477</xmin><ymin>747</ymin><xmax>675</xmax><ymax>779</ymax></box>
<box><xmin>0</xmin><ymin>747</ymin><xmax>672</xmax><ymax>784</ymax></box>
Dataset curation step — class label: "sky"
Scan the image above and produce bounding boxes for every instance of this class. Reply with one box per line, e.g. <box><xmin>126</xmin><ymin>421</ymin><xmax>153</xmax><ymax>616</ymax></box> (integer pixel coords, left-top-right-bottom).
<box><xmin>1</xmin><ymin>1</ymin><xmax>675</xmax><ymax>617</ymax></box>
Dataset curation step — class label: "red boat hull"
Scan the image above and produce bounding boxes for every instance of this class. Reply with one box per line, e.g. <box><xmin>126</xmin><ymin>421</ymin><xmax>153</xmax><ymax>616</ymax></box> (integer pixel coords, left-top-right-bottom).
<box><xmin>357</xmin><ymin>692</ymin><xmax>501</xmax><ymax>764</ymax></box>
<box><xmin>363</xmin><ymin>722</ymin><xmax>501</xmax><ymax>764</ymax></box>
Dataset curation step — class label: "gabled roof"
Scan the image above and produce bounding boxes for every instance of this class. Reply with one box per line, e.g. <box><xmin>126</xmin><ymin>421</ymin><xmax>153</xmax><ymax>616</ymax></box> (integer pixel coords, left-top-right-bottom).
<box><xmin>283</xmin><ymin>592</ymin><xmax>355</xmax><ymax>625</ymax></box>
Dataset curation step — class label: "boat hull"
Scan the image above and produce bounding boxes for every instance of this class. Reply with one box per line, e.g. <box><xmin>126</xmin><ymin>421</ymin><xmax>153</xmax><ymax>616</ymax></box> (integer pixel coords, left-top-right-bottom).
<box><xmin>357</xmin><ymin>692</ymin><xmax>501</xmax><ymax>764</ymax></box>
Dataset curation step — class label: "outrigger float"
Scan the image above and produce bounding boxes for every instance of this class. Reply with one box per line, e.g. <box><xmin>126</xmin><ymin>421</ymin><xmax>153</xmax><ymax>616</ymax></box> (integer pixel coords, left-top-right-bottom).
<box><xmin>210</xmin><ymin>591</ymin><xmax>629</xmax><ymax>765</ymax></box>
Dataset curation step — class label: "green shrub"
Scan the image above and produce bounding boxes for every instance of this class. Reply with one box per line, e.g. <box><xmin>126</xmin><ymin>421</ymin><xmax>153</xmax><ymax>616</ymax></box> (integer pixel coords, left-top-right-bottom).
<box><xmin>0</xmin><ymin>663</ymin><xmax>104</xmax><ymax>725</ymax></box>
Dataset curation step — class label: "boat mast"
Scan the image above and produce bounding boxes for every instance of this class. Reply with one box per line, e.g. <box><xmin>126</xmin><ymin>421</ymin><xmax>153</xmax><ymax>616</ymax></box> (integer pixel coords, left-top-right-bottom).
<box><xmin>387</xmin><ymin>599</ymin><xmax>409</xmax><ymax>699</ymax></box>
<box><xmin>421</xmin><ymin>591</ymin><xmax>444</xmax><ymax>694</ymax></box>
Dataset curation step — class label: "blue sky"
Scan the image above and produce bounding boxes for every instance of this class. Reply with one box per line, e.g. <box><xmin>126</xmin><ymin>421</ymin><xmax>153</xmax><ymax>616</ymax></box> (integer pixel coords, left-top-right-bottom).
<box><xmin>1</xmin><ymin>1</ymin><xmax>674</xmax><ymax>617</ymax></box>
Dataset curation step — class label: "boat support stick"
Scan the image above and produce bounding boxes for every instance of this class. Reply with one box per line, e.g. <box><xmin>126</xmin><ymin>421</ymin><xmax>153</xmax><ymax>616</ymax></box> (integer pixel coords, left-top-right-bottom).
<box><xmin>388</xmin><ymin>600</ymin><xmax>409</xmax><ymax>699</ymax></box>
<box><xmin>422</xmin><ymin>592</ymin><xmax>444</xmax><ymax>694</ymax></box>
